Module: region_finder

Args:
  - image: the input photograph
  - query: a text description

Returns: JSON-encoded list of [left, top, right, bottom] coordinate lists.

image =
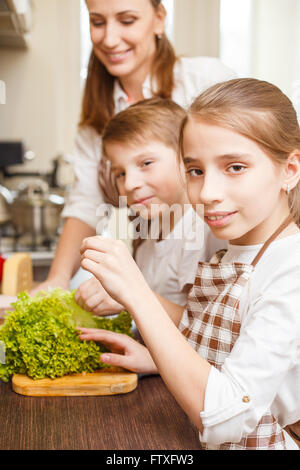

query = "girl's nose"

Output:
[[102, 22, 120, 49], [199, 173, 224, 205]]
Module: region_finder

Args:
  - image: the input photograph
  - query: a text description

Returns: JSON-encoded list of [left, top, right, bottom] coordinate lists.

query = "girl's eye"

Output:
[[186, 168, 203, 177], [227, 164, 247, 174]]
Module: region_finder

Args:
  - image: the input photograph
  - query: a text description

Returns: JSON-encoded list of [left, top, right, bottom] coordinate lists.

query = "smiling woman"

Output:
[[81, 0, 174, 133]]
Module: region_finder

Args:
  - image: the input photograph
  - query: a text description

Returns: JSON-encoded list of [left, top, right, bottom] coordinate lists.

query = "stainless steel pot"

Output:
[[0, 188, 12, 225], [2, 181, 64, 239]]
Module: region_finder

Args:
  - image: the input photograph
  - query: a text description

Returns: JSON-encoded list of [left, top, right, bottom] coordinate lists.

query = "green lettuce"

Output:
[[0, 288, 132, 382]]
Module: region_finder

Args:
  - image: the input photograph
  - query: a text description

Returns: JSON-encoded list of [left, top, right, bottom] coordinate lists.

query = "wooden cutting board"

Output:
[[12, 367, 138, 397]]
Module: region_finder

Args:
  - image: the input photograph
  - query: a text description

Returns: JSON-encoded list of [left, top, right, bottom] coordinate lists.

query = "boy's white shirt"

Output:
[[135, 208, 226, 306], [196, 232, 300, 449]]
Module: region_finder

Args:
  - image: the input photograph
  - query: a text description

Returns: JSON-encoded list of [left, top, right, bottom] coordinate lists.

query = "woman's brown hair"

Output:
[[80, 0, 177, 135], [179, 78, 300, 226]]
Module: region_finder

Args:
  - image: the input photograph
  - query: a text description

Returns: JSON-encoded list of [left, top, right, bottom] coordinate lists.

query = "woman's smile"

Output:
[[104, 48, 133, 63]]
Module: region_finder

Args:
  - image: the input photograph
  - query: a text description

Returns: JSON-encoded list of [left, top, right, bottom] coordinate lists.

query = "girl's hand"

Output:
[[80, 237, 150, 309], [77, 328, 158, 375], [74, 276, 124, 317]]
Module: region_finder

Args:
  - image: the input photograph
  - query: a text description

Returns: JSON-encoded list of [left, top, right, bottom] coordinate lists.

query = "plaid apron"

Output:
[[179, 215, 294, 450]]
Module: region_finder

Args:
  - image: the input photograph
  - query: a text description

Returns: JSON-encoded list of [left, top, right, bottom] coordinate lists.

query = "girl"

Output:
[[32, 0, 235, 293], [78, 78, 300, 450], [75, 98, 225, 316]]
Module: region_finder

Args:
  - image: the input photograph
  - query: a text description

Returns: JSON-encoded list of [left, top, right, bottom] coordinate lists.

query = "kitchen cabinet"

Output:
[[0, 0, 32, 48]]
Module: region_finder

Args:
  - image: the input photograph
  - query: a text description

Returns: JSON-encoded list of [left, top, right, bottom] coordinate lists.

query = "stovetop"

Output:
[[0, 225, 57, 265]]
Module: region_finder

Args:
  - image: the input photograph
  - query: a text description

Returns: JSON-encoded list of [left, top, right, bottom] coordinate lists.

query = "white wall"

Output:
[[250, 0, 300, 98], [173, 0, 220, 57], [0, 0, 81, 172]]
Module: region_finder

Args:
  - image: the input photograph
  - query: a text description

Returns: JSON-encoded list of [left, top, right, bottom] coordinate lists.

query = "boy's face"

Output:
[[106, 139, 187, 220]]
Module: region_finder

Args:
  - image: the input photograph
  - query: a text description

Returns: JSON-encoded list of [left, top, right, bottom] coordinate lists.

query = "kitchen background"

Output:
[[0, 0, 299, 282]]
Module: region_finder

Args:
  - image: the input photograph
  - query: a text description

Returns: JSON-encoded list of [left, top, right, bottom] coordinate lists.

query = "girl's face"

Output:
[[183, 118, 289, 245], [105, 140, 187, 220], [86, 0, 164, 85]]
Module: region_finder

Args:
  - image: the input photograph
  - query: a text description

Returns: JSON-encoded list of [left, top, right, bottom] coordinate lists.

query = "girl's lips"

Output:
[[204, 211, 238, 228]]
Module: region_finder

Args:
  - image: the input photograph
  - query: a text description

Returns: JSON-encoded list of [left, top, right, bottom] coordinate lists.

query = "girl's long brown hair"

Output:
[[179, 78, 300, 226], [80, 0, 177, 135]]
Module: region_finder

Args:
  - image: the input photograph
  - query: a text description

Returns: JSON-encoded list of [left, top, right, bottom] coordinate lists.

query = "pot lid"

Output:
[[13, 181, 64, 206]]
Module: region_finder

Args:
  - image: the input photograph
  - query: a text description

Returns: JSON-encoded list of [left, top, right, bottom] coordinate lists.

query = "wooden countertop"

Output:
[[0, 307, 202, 450], [0, 374, 202, 450]]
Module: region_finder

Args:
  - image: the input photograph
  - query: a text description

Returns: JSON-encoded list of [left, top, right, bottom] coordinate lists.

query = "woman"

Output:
[[33, 0, 235, 293]]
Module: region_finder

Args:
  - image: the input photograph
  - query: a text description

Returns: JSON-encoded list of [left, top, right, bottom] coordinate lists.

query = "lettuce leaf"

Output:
[[0, 289, 132, 382]]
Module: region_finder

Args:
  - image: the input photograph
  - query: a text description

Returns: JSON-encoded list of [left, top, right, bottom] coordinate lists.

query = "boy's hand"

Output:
[[75, 276, 124, 316], [77, 327, 158, 375]]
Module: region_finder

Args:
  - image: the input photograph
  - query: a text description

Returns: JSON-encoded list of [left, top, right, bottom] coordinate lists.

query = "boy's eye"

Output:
[[115, 172, 125, 179], [227, 164, 247, 174], [186, 168, 203, 177], [142, 161, 153, 167]]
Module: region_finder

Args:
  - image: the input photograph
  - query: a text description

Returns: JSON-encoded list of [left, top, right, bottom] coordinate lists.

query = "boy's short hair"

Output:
[[102, 98, 186, 157]]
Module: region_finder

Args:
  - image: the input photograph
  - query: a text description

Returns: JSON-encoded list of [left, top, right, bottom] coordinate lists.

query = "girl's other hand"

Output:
[[80, 237, 150, 309], [74, 276, 124, 316], [77, 328, 158, 375]]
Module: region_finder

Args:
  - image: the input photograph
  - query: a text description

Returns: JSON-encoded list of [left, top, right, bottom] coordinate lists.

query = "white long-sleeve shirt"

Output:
[[62, 56, 236, 230], [197, 232, 300, 449]]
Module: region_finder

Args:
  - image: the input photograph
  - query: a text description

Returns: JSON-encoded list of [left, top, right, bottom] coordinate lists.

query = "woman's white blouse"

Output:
[[62, 56, 236, 229], [198, 233, 300, 449]]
